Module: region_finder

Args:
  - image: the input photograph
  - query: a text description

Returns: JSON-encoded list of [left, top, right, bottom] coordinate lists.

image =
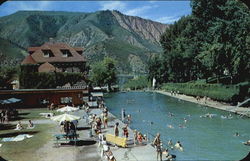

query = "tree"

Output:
[[0, 66, 19, 89], [150, 0, 250, 85], [89, 57, 117, 91]]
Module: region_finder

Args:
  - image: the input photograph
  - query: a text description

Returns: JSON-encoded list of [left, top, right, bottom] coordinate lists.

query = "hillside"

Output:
[[0, 10, 168, 73]]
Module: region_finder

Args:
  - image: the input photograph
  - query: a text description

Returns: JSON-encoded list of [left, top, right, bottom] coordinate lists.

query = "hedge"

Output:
[[124, 76, 151, 90], [162, 82, 250, 103], [19, 72, 85, 89]]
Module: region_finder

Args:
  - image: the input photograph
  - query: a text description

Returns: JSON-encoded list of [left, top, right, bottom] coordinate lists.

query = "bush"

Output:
[[19, 71, 84, 89], [162, 82, 249, 103], [124, 76, 150, 90]]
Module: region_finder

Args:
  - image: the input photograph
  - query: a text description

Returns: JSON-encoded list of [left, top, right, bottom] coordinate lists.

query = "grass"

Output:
[[0, 124, 55, 161], [162, 82, 241, 102], [17, 108, 60, 120]]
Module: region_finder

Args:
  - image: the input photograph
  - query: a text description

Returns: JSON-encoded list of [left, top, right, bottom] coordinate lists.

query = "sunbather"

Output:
[[15, 121, 23, 130], [27, 120, 35, 129]]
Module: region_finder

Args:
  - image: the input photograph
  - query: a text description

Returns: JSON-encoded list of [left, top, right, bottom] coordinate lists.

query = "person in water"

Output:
[[175, 141, 183, 151], [243, 140, 250, 146], [234, 132, 240, 136]]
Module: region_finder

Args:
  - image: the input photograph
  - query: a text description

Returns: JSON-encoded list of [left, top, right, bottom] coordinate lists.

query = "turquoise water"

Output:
[[105, 92, 250, 160]]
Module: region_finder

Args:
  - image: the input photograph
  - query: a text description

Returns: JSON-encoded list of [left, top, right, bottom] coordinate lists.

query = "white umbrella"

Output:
[[51, 113, 80, 122], [56, 105, 79, 112]]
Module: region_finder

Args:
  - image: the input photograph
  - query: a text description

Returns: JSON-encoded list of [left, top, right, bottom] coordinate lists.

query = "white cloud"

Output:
[[155, 16, 181, 24], [99, 1, 126, 11], [0, 1, 53, 17], [18, 1, 52, 10], [125, 5, 158, 17]]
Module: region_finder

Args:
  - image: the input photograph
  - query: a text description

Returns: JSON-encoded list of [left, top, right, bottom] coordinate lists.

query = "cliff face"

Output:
[[0, 10, 168, 73]]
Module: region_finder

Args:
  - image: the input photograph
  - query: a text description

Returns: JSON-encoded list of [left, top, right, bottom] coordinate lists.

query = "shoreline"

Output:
[[155, 90, 250, 118]]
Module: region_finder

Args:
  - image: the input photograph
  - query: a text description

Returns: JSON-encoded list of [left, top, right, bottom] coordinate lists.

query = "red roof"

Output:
[[38, 62, 61, 72], [21, 55, 37, 65], [23, 42, 86, 64]]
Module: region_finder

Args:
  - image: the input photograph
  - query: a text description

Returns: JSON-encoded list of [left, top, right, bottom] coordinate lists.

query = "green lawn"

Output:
[[0, 124, 55, 161], [17, 108, 60, 120]]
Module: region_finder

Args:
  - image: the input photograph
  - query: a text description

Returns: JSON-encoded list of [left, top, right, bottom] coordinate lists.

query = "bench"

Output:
[[53, 134, 79, 147], [105, 134, 127, 148]]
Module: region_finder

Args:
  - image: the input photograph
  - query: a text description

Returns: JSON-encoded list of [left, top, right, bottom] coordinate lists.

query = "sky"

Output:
[[0, 1, 192, 24]]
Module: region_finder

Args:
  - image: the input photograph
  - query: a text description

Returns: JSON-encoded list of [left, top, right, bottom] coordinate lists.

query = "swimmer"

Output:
[[168, 112, 174, 117], [168, 139, 173, 146], [167, 125, 174, 129], [175, 141, 183, 151], [243, 140, 250, 146], [184, 118, 187, 123], [234, 132, 240, 136]]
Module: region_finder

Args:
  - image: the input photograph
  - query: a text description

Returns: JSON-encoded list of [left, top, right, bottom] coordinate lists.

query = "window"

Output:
[[40, 99, 49, 105], [61, 49, 72, 57], [60, 97, 72, 104], [42, 50, 54, 58]]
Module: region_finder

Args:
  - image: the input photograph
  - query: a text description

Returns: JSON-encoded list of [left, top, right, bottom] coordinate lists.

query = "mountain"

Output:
[[0, 10, 168, 73]]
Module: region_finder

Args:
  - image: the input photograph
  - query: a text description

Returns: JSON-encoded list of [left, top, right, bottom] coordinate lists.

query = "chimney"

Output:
[[49, 38, 55, 44]]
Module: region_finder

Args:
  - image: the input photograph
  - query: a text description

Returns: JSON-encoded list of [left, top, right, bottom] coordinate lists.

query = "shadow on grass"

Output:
[[0, 124, 16, 130], [76, 127, 91, 131], [9, 116, 26, 121], [60, 140, 96, 146], [0, 156, 7, 161], [18, 112, 30, 116], [0, 131, 39, 138]]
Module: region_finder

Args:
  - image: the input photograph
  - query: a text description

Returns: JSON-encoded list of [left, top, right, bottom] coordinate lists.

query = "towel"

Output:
[[2, 134, 33, 142]]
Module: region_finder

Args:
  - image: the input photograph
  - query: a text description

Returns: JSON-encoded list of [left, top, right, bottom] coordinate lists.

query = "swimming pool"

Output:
[[105, 92, 250, 160]]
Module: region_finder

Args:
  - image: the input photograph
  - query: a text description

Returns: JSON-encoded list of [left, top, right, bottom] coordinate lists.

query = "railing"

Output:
[[237, 98, 250, 107], [56, 86, 87, 89]]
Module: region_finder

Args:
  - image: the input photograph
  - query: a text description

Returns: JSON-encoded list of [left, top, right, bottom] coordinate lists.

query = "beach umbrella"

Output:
[[0, 99, 12, 104], [0, 98, 22, 104], [50, 113, 80, 122], [56, 105, 79, 112], [7, 98, 21, 103]]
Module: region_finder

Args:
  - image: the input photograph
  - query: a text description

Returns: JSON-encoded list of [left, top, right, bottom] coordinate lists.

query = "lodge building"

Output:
[[0, 41, 90, 108], [21, 41, 87, 73]]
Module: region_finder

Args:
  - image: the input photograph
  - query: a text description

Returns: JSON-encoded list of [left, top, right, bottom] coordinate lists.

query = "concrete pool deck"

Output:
[[155, 90, 250, 117], [88, 108, 162, 161], [4, 108, 161, 161]]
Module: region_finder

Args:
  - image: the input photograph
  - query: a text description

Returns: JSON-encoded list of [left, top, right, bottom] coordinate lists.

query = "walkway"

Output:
[[156, 90, 250, 117], [88, 109, 160, 161]]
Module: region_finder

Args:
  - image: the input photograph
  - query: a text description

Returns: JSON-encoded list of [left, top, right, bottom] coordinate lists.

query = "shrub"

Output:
[[162, 82, 249, 103], [19, 71, 84, 89], [124, 76, 151, 90]]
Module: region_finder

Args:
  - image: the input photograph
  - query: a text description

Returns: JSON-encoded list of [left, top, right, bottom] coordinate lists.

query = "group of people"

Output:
[[170, 91, 179, 96], [60, 120, 78, 139], [0, 108, 18, 123], [15, 120, 34, 130], [98, 134, 117, 161], [88, 107, 109, 136], [196, 96, 208, 104], [133, 129, 147, 145], [153, 133, 182, 161], [121, 108, 132, 124]]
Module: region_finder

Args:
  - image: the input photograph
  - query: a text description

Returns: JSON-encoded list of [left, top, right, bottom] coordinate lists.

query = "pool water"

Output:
[[105, 92, 250, 160]]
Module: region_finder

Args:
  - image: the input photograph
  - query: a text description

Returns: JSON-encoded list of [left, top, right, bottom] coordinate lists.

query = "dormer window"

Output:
[[61, 49, 72, 57], [42, 50, 53, 58]]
